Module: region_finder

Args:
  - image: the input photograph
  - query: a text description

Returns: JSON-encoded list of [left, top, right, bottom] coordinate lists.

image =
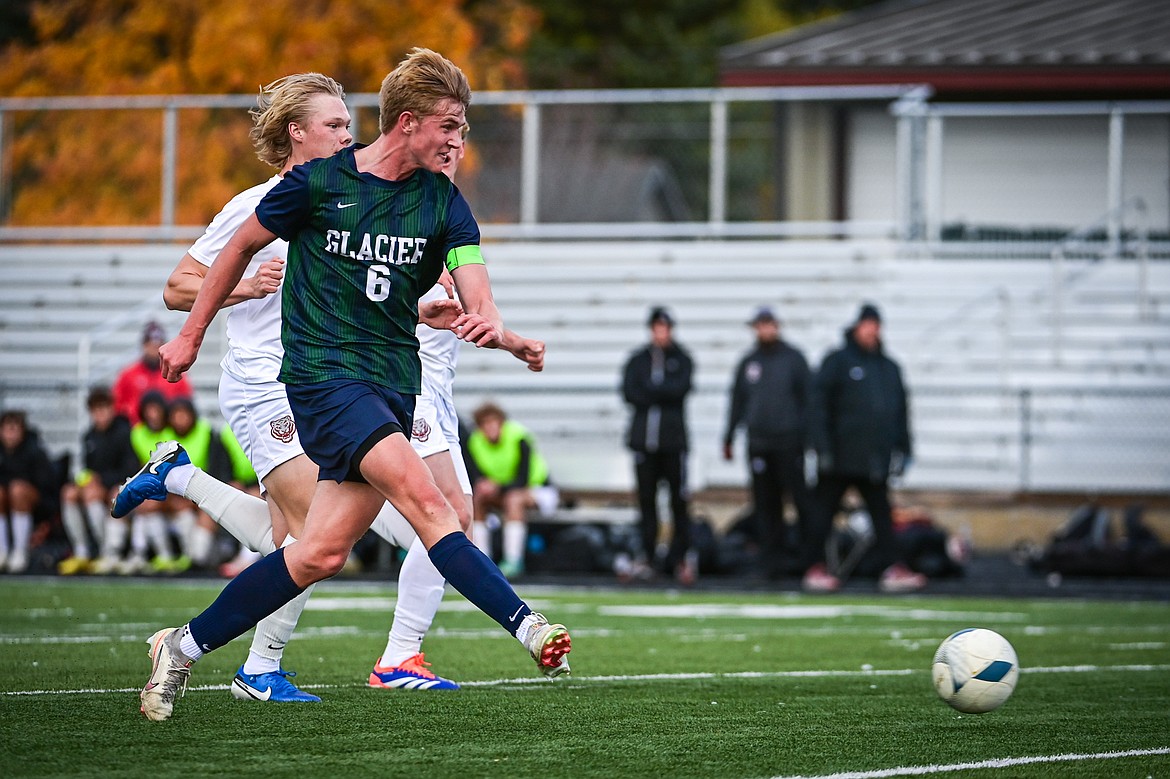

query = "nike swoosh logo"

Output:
[[509, 605, 525, 623], [237, 680, 273, 701], [143, 682, 159, 691], [267, 644, 285, 651], [337, 202, 357, 209], [147, 460, 166, 475]]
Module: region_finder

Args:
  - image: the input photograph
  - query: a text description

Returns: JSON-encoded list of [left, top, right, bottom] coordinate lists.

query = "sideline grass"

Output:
[[1, 577, 1168, 778]]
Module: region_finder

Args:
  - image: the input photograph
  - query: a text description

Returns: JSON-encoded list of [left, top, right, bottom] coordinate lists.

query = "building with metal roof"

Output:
[[716, 0, 1170, 231], [721, 0, 1170, 98]]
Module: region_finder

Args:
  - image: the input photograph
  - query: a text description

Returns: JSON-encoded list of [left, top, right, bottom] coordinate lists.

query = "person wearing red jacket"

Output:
[[112, 321, 193, 424]]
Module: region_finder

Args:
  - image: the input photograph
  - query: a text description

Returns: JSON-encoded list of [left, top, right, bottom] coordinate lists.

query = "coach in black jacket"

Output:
[[723, 306, 815, 576], [802, 303, 925, 593], [621, 306, 696, 583]]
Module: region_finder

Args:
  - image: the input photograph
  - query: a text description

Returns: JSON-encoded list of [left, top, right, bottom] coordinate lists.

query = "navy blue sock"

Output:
[[187, 547, 305, 654], [428, 531, 531, 636]]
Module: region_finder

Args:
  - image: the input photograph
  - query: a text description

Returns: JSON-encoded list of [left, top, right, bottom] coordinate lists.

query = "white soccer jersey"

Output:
[[187, 175, 288, 384], [417, 283, 460, 398]]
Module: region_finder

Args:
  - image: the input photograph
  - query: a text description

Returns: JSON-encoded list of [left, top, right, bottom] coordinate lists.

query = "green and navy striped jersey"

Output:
[[256, 146, 483, 393]]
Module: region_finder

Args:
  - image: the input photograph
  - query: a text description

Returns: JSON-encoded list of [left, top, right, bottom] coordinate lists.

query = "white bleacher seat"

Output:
[[2, 239, 1167, 492]]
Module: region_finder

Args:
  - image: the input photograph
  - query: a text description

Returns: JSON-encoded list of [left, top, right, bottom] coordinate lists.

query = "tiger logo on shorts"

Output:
[[270, 415, 296, 443], [412, 417, 431, 443]]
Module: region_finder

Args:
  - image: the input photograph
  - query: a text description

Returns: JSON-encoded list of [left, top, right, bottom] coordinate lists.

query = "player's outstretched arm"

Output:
[[164, 254, 283, 313], [160, 214, 277, 382], [450, 263, 503, 348], [499, 330, 545, 372]]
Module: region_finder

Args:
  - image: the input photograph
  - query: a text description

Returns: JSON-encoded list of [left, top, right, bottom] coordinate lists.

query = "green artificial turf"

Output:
[[0, 578, 1167, 778]]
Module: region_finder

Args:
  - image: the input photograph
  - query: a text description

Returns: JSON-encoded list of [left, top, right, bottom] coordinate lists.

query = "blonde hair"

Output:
[[378, 48, 471, 135], [250, 73, 346, 168]]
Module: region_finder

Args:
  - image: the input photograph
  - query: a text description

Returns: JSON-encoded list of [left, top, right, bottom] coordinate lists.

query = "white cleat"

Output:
[[521, 613, 572, 679], [140, 628, 195, 721]]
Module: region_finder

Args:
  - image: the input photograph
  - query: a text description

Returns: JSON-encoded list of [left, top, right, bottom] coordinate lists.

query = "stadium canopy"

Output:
[[719, 0, 1170, 99]]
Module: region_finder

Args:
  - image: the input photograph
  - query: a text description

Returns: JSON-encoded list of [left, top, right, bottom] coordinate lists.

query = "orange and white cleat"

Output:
[[368, 653, 459, 690]]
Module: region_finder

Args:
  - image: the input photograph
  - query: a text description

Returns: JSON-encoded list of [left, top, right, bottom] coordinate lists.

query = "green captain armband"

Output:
[[446, 244, 484, 271]]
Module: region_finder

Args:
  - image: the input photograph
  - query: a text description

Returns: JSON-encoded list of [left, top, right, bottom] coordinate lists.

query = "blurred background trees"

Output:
[[0, 0, 878, 225]]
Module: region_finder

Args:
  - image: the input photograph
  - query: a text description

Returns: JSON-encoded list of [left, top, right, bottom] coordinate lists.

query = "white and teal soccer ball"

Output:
[[932, 628, 1019, 713]]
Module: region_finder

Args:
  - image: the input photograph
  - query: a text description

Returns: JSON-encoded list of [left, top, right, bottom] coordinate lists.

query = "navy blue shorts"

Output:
[[285, 379, 415, 483]]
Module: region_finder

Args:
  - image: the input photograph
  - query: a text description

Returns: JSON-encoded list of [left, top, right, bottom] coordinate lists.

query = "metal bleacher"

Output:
[[1, 239, 1167, 493]]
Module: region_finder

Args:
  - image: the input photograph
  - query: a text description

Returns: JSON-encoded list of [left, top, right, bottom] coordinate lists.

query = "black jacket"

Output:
[[0, 428, 56, 495], [724, 340, 811, 452], [809, 328, 911, 482], [82, 415, 139, 489], [621, 340, 693, 453]]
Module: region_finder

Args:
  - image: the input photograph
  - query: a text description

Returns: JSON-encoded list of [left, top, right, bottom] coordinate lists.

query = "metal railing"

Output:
[[1050, 197, 1151, 364], [910, 197, 1159, 381], [891, 99, 1170, 243], [0, 85, 923, 243]]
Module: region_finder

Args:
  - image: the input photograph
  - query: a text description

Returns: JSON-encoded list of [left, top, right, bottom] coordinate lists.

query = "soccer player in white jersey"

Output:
[[115, 74, 546, 697]]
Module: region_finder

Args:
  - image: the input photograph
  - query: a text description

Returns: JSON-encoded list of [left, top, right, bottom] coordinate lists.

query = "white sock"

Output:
[[503, 521, 527, 567], [129, 517, 149, 557], [187, 523, 215, 566], [0, 518, 9, 560], [9, 511, 31, 555], [102, 518, 129, 559], [370, 502, 417, 549], [170, 509, 196, 557], [515, 612, 542, 648], [471, 521, 492, 558], [179, 625, 204, 662], [381, 537, 447, 666], [243, 584, 315, 676], [61, 503, 91, 559], [140, 512, 172, 561], [163, 463, 195, 495], [184, 470, 276, 555], [84, 501, 106, 544], [228, 546, 261, 567]]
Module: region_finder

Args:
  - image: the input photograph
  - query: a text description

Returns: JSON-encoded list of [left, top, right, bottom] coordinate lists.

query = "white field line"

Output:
[[4, 663, 1169, 697], [6, 620, 1169, 646], [767, 747, 1170, 779]]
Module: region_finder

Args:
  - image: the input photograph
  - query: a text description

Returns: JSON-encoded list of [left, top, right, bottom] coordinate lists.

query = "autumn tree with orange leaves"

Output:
[[0, 0, 538, 226]]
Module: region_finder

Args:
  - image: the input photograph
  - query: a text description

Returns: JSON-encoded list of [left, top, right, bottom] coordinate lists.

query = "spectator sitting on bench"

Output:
[[0, 410, 56, 574], [467, 402, 558, 579], [58, 387, 139, 575]]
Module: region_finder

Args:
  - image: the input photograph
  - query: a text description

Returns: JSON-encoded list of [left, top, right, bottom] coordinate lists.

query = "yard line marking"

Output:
[[767, 747, 1170, 779], [597, 605, 1030, 621], [23, 620, 1144, 646], [6, 663, 1169, 696]]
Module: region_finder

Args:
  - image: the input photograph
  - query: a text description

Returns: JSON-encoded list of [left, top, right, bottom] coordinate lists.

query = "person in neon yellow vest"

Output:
[[95, 391, 180, 575], [467, 402, 558, 579]]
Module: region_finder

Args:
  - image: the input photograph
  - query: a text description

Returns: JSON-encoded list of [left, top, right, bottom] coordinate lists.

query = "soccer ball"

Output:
[[932, 628, 1019, 713]]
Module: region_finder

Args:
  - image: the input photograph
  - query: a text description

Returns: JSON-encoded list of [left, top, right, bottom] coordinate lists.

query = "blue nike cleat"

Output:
[[368, 653, 460, 690], [230, 666, 321, 702], [111, 441, 190, 518]]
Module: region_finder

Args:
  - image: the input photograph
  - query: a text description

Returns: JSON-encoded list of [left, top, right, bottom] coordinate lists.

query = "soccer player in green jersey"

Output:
[[137, 48, 571, 721]]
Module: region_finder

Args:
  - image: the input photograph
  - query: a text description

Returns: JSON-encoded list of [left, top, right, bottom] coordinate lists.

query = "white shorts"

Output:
[[218, 373, 305, 488], [220, 372, 471, 496], [369, 385, 472, 549], [410, 386, 472, 495]]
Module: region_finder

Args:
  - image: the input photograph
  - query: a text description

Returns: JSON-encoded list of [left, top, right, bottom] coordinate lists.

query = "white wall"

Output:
[[847, 105, 899, 223], [846, 106, 1170, 231]]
